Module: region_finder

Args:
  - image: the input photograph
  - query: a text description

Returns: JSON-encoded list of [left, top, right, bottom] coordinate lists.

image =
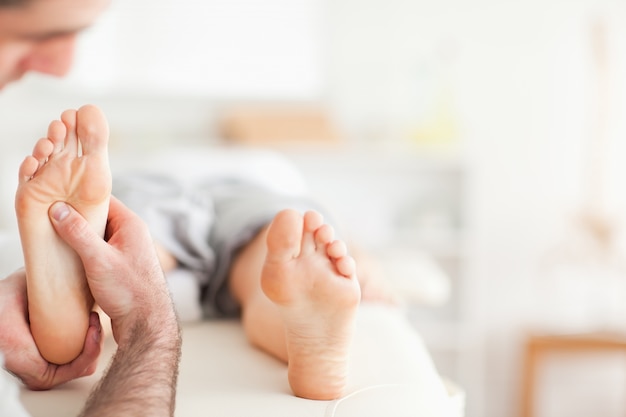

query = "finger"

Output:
[[49, 312, 103, 385], [49, 202, 107, 261], [106, 196, 135, 229], [105, 196, 149, 241], [4, 346, 52, 390]]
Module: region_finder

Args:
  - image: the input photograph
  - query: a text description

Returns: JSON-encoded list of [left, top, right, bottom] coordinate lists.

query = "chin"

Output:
[[0, 75, 23, 90]]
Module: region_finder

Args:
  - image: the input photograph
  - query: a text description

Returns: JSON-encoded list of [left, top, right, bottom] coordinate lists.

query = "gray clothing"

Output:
[[114, 174, 327, 317]]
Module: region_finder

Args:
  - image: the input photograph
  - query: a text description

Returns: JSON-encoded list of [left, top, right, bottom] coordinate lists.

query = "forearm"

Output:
[[78, 316, 181, 417]]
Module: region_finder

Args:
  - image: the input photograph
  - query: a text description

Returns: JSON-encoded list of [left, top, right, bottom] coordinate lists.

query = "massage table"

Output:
[[0, 146, 465, 416]]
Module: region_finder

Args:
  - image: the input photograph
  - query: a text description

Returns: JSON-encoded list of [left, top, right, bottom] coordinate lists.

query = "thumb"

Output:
[[49, 201, 104, 261]]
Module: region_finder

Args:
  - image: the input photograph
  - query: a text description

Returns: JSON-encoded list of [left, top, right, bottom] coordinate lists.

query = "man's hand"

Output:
[[49, 195, 180, 417], [49, 196, 177, 345], [0, 270, 102, 390]]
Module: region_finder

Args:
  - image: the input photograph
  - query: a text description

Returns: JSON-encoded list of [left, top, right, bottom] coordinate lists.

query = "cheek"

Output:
[[0, 41, 33, 76]]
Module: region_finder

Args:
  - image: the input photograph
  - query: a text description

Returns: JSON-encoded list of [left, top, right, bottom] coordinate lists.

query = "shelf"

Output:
[[280, 143, 464, 173]]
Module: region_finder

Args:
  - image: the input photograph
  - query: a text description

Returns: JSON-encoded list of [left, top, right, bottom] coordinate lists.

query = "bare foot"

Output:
[[15, 105, 111, 364], [261, 209, 361, 400]]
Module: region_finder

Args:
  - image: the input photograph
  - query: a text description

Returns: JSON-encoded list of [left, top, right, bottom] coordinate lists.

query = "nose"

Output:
[[21, 34, 77, 77]]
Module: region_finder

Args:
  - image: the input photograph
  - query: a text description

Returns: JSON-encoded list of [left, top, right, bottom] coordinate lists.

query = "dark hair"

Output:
[[0, 0, 31, 7]]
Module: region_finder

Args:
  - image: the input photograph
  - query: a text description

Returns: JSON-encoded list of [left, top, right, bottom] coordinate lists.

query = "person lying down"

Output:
[[15, 104, 396, 401]]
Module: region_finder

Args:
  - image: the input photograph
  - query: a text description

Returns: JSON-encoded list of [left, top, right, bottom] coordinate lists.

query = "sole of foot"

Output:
[[261, 209, 361, 399], [15, 105, 111, 364]]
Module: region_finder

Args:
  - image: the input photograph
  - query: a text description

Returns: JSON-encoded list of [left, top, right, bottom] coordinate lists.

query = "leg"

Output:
[[155, 242, 178, 272], [229, 209, 361, 400], [15, 105, 111, 365]]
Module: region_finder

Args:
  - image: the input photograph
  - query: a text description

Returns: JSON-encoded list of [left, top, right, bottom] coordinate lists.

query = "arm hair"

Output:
[[78, 316, 181, 417]]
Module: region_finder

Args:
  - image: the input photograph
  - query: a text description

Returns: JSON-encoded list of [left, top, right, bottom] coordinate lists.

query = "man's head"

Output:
[[0, 0, 110, 90]]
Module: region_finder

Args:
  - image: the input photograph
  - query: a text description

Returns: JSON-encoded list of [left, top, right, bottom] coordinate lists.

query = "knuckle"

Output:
[[22, 375, 50, 391], [64, 216, 92, 245], [83, 363, 97, 376]]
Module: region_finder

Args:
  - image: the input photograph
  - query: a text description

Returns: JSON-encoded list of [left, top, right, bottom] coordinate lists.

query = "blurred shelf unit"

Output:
[[279, 145, 465, 257]]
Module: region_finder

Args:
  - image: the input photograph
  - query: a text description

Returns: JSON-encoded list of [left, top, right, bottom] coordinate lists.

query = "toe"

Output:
[[265, 209, 303, 263], [32, 138, 54, 166], [301, 211, 323, 254], [303, 211, 324, 231], [47, 120, 66, 154], [76, 105, 109, 155], [314, 224, 334, 249], [18, 156, 39, 184], [60, 109, 79, 156], [335, 255, 356, 278], [327, 240, 347, 259]]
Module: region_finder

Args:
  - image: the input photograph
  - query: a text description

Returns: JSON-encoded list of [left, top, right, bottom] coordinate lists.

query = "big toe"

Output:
[[76, 105, 109, 155], [265, 209, 303, 263]]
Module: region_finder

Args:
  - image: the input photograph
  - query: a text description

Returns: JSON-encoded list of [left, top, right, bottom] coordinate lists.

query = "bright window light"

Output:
[[65, 0, 325, 99]]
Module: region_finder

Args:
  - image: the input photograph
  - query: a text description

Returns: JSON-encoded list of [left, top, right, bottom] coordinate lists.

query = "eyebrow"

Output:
[[15, 24, 90, 42]]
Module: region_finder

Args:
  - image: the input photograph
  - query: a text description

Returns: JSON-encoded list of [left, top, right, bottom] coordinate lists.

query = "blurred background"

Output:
[[2, 0, 626, 416]]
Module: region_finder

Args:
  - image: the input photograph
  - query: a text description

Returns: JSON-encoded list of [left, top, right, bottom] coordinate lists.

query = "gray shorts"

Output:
[[113, 174, 328, 318]]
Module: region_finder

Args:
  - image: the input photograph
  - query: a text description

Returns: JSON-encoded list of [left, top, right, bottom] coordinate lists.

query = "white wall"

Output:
[[2, 1, 626, 416], [442, 2, 626, 417]]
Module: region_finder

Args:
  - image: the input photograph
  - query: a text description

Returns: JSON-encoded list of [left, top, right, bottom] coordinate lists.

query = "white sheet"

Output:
[[3, 146, 464, 416]]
